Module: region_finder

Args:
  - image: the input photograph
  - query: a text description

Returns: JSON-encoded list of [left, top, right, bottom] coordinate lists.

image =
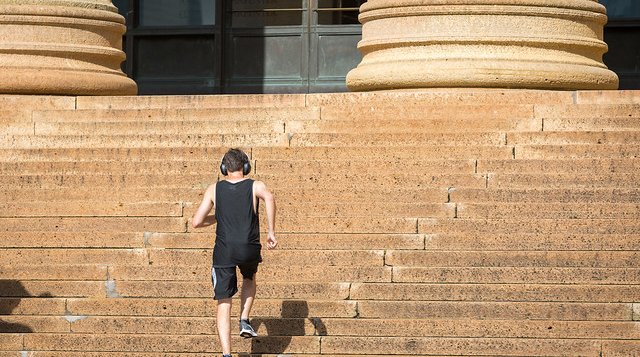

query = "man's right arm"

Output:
[[191, 183, 216, 229]]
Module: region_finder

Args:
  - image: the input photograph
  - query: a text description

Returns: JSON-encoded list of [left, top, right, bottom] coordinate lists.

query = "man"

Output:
[[192, 148, 277, 357]]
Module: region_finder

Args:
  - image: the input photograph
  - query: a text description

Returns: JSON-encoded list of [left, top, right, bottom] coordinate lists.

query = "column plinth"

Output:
[[0, 0, 137, 95], [347, 0, 619, 91]]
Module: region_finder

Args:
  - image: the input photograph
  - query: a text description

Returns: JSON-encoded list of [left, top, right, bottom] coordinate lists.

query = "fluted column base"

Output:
[[347, 0, 619, 91], [0, 0, 137, 95]]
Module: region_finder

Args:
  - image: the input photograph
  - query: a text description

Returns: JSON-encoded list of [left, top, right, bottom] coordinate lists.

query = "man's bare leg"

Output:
[[240, 275, 256, 320], [217, 299, 232, 355]]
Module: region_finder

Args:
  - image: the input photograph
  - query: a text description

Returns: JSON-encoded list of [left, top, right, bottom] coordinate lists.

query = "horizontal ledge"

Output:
[[357, 36, 608, 51]]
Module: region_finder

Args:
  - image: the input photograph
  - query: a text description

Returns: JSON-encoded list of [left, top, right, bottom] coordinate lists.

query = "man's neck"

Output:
[[225, 171, 245, 183]]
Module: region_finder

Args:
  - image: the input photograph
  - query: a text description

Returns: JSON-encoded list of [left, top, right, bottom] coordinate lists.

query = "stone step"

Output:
[[75, 94, 307, 110], [419, 218, 640, 235], [0, 95, 75, 111], [477, 158, 640, 173], [450, 188, 640, 203], [0, 173, 488, 190], [389, 267, 640, 285], [0, 159, 477, 175], [22, 333, 320, 354], [16, 316, 631, 340], [217, 202, 455, 219], [2, 354, 494, 357], [575, 90, 640, 104], [3, 200, 451, 218], [0, 147, 227, 162], [0, 297, 66, 315], [253, 146, 516, 160], [425, 233, 640, 251], [306, 90, 574, 107], [32, 107, 318, 123], [1, 122, 32, 135], [0, 315, 68, 333], [319, 104, 535, 121], [0, 217, 186, 233], [290, 132, 507, 146], [107, 265, 391, 283], [351, 283, 639, 302], [544, 116, 640, 131], [0, 280, 351, 300], [33, 120, 287, 135], [385, 250, 640, 268], [507, 131, 640, 145], [0, 145, 515, 162], [0, 201, 182, 217], [315, 318, 640, 340], [356, 301, 632, 321], [487, 173, 640, 189], [0, 248, 385, 267], [112, 281, 350, 299], [0, 232, 145, 248], [535, 104, 640, 120], [65, 298, 357, 318], [256, 159, 477, 175], [321, 336, 601, 356], [0, 281, 104, 298], [515, 144, 640, 159], [0, 264, 108, 279], [288, 117, 540, 134], [0, 248, 150, 266], [148, 249, 385, 267], [0, 187, 448, 203], [457, 203, 640, 219], [0, 133, 289, 149], [0, 187, 206, 202], [146, 233, 424, 250], [0, 217, 417, 235]]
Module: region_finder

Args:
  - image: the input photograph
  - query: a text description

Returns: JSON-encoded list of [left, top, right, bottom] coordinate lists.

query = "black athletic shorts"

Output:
[[211, 261, 259, 300]]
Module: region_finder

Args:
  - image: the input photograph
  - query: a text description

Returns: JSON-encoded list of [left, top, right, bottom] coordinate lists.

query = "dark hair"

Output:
[[221, 148, 249, 173]]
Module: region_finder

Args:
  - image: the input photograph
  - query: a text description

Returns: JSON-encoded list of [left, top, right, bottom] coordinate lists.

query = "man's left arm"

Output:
[[254, 180, 277, 249]]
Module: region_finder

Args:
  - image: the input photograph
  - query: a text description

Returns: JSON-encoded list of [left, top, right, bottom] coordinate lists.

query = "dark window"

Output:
[[601, 0, 640, 89], [138, 0, 216, 27], [134, 36, 216, 77]]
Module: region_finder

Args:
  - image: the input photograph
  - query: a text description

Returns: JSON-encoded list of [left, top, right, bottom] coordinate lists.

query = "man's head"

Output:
[[220, 148, 251, 176]]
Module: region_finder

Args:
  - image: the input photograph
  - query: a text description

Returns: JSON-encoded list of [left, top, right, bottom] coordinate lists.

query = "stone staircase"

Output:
[[0, 90, 639, 356]]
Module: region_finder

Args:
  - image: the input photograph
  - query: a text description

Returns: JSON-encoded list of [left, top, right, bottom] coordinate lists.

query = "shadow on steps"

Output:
[[244, 300, 326, 355], [0, 280, 51, 333]]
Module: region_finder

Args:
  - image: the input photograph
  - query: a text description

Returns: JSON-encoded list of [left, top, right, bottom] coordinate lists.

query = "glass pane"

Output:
[[317, 0, 365, 25], [231, 35, 303, 78], [317, 10, 360, 24], [604, 27, 640, 72], [134, 36, 216, 77], [112, 0, 129, 17], [232, 0, 302, 11], [318, 0, 366, 8], [600, 0, 640, 20], [232, 10, 303, 27], [317, 34, 362, 77], [139, 0, 216, 27]]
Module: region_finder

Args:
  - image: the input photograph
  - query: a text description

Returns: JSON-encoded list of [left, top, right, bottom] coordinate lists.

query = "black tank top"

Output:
[[213, 179, 261, 267]]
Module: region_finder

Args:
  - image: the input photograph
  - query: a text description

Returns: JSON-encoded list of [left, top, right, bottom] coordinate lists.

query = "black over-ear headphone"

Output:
[[220, 153, 251, 176]]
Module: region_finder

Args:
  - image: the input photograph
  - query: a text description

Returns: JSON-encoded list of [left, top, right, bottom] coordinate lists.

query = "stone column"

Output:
[[347, 0, 619, 91], [0, 0, 137, 95]]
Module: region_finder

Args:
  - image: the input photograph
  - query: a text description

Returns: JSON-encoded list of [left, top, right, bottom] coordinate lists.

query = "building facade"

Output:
[[114, 0, 638, 95]]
